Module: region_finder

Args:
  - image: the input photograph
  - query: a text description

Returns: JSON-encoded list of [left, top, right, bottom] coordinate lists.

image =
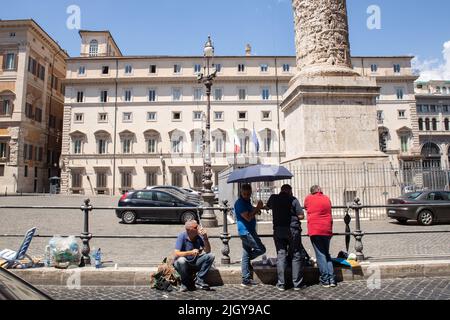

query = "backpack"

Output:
[[150, 257, 181, 292]]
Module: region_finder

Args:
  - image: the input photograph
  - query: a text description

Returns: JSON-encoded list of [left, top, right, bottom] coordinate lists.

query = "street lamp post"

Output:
[[197, 36, 218, 227]]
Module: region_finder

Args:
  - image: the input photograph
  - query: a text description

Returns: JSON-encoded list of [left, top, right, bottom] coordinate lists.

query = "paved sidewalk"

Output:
[[37, 277, 450, 300]]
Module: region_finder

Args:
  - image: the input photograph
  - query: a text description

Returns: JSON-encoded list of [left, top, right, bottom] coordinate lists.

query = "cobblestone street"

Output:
[[1, 196, 450, 266], [38, 277, 450, 300]]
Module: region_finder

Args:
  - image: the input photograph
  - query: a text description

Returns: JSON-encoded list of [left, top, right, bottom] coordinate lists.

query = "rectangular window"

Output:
[[5, 53, 16, 70], [121, 172, 132, 189], [398, 110, 406, 119], [124, 90, 132, 102], [260, 64, 269, 72], [148, 89, 157, 102], [74, 113, 84, 123], [194, 64, 202, 73], [122, 139, 132, 154], [149, 65, 157, 74], [238, 111, 248, 120], [147, 112, 157, 121], [71, 172, 82, 189], [400, 136, 409, 153], [97, 173, 107, 189], [34, 108, 42, 122], [282, 64, 290, 72], [38, 65, 45, 81], [262, 111, 271, 120], [238, 64, 245, 72], [147, 139, 157, 153], [78, 66, 86, 75], [370, 64, 378, 73], [77, 91, 84, 103], [213, 63, 222, 72], [172, 139, 183, 154], [98, 113, 108, 123], [122, 112, 132, 123], [215, 136, 223, 153], [193, 111, 203, 121], [173, 64, 182, 74], [25, 103, 33, 119], [147, 172, 157, 186], [264, 136, 272, 152], [0, 142, 8, 159], [172, 112, 182, 121], [100, 91, 108, 103], [443, 105, 449, 113], [28, 145, 33, 161], [262, 88, 270, 100], [214, 88, 223, 101], [0, 165, 4, 176], [102, 66, 109, 75], [193, 88, 203, 101], [377, 110, 384, 123], [396, 88, 404, 100], [73, 140, 82, 154], [172, 88, 182, 101], [1, 100, 12, 116], [214, 111, 224, 121], [171, 171, 182, 187], [125, 65, 133, 74], [23, 144, 28, 160], [393, 64, 401, 73], [238, 89, 247, 100], [98, 140, 107, 154], [430, 105, 437, 113], [24, 165, 28, 177]]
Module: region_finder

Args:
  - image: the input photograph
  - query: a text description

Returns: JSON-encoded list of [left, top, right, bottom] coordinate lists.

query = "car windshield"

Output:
[[403, 192, 422, 200]]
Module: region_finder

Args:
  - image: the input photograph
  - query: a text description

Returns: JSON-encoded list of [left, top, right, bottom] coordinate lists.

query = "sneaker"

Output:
[[179, 285, 189, 293], [330, 282, 337, 288], [293, 285, 308, 291], [195, 281, 211, 291], [276, 284, 286, 291], [321, 282, 331, 288], [241, 280, 258, 287]]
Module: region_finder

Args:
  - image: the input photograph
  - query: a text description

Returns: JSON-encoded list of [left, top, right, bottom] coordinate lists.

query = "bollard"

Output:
[[351, 198, 365, 261], [80, 198, 93, 267], [220, 200, 232, 265]]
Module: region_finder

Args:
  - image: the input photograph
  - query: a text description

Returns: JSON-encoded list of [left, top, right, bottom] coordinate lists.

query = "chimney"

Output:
[[245, 44, 252, 56]]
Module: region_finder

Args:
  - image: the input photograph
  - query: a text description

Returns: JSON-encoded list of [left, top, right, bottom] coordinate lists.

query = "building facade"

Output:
[[0, 20, 67, 194], [60, 30, 419, 195], [415, 80, 450, 168]]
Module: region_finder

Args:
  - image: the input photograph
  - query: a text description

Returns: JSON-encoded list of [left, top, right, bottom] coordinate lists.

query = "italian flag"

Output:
[[233, 125, 241, 154]]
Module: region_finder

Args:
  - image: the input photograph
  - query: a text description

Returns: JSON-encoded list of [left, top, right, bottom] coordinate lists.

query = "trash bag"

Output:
[[49, 236, 81, 269]]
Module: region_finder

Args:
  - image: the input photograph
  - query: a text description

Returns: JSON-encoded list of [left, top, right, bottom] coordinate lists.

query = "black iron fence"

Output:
[[1, 199, 450, 266]]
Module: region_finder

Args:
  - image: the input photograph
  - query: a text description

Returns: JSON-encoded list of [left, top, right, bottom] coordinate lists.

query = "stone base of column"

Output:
[[200, 192, 218, 228]]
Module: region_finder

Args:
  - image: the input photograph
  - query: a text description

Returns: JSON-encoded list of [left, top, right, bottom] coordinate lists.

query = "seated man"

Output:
[[173, 220, 215, 292]]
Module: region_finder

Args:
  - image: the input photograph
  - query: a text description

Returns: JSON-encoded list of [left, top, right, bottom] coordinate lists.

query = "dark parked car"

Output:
[[387, 191, 450, 226], [145, 185, 201, 203], [116, 189, 202, 224], [0, 268, 51, 300]]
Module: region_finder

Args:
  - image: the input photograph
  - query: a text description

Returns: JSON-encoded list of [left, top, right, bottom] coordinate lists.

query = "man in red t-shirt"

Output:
[[304, 185, 336, 288]]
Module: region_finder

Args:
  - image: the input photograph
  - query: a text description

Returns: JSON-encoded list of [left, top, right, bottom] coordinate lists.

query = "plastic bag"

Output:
[[48, 236, 81, 269]]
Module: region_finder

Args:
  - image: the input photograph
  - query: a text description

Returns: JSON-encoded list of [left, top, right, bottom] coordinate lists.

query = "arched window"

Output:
[[445, 118, 449, 131], [89, 40, 99, 57], [418, 118, 424, 131], [421, 142, 441, 168], [432, 118, 438, 131], [425, 118, 431, 131]]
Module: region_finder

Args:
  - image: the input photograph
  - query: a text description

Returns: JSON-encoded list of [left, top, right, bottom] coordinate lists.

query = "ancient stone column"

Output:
[[292, 0, 358, 77]]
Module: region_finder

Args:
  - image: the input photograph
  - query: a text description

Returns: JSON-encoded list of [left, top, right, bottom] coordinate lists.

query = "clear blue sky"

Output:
[[2, 0, 450, 63]]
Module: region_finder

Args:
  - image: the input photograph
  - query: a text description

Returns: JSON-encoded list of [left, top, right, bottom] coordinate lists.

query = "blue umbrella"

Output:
[[227, 165, 293, 184]]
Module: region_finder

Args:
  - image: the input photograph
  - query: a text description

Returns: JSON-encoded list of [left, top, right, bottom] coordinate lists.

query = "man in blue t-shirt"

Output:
[[234, 184, 266, 286], [174, 220, 215, 292]]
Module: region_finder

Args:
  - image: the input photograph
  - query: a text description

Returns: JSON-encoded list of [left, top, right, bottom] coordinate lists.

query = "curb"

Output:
[[10, 260, 450, 287]]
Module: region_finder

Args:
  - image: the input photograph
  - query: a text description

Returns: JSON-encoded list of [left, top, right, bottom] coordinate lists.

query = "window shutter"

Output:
[[1, 54, 6, 70], [14, 54, 18, 70]]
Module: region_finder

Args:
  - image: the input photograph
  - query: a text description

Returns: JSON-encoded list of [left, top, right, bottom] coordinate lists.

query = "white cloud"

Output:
[[413, 40, 450, 82]]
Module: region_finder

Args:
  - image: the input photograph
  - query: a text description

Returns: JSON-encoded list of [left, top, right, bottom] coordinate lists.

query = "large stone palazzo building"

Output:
[[61, 29, 420, 195], [0, 20, 67, 194]]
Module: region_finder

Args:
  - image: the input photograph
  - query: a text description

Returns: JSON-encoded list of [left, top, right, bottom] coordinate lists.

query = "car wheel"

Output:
[[396, 218, 408, 224], [417, 210, 434, 226], [122, 211, 137, 224], [181, 211, 197, 224]]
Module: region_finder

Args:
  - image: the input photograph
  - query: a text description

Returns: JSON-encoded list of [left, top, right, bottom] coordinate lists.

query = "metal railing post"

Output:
[[351, 198, 365, 261], [80, 198, 93, 267], [220, 201, 232, 265]]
